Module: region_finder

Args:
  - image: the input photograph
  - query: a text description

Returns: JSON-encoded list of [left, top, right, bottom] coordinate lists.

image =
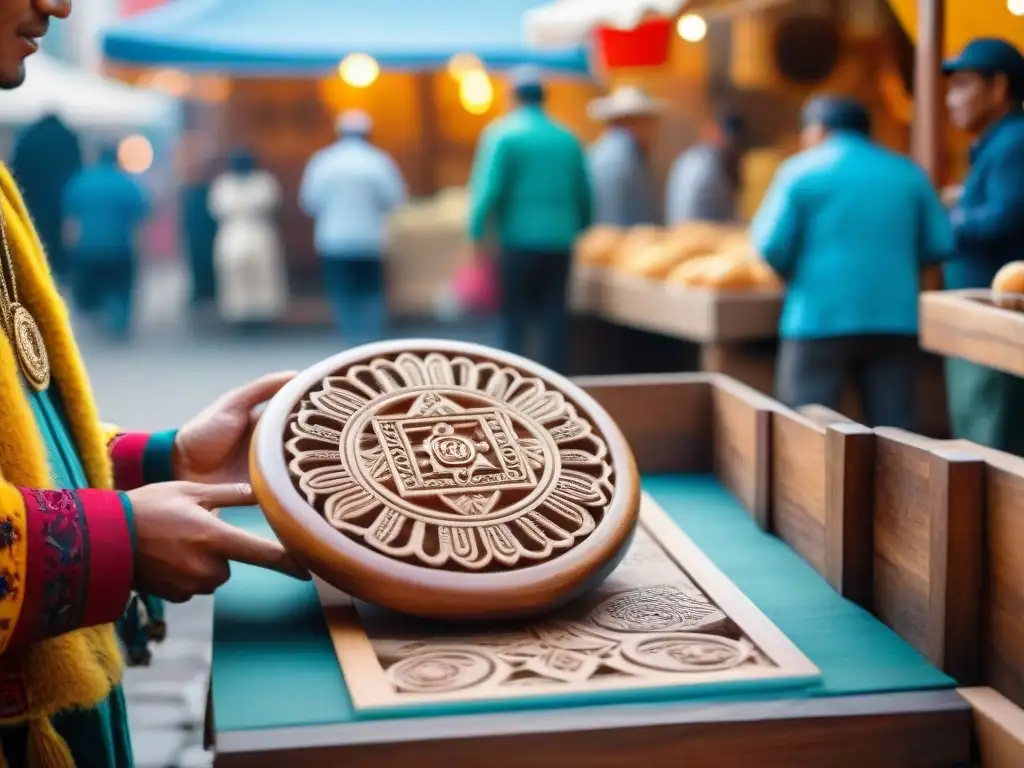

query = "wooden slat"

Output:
[[710, 376, 775, 528], [959, 687, 1024, 768], [920, 290, 1024, 378], [579, 373, 713, 475], [825, 423, 875, 609], [770, 410, 827, 573], [872, 430, 985, 681]]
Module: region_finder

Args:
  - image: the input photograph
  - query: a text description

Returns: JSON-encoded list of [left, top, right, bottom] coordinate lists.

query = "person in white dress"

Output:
[[208, 150, 288, 328]]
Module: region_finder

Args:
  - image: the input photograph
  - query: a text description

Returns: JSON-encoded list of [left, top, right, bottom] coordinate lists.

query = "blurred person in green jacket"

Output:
[[467, 65, 593, 372]]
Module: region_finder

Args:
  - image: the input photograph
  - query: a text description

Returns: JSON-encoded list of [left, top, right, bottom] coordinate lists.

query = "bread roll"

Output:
[[992, 261, 1024, 310], [610, 226, 665, 269], [575, 226, 623, 267]]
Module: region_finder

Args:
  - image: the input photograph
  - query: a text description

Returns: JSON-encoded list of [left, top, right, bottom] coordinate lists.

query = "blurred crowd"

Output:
[[7, 36, 1023, 455]]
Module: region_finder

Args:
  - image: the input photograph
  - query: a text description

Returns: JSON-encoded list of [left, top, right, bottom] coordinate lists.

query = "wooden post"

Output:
[[415, 71, 439, 196], [911, 0, 945, 184]]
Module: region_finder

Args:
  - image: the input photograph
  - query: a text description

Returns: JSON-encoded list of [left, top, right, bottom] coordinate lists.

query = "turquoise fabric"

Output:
[[211, 475, 953, 733], [142, 429, 177, 484], [0, 385, 135, 767], [750, 133, 954, 340], [468, 105, 593, 251]]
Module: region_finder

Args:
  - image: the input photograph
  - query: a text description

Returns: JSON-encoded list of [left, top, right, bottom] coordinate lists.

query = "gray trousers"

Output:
[[775, 334, 918, 430]]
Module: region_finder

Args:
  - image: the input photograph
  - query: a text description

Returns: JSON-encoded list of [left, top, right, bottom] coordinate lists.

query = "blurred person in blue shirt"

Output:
[[751, 96, 953, 429], [63, 144, 151, 341], [299, 110, 407, 344], [587, 86, 663, 227], [941, 38, 1024, 455], [666, 110, 746, 225], [468, 66, 592, 372]]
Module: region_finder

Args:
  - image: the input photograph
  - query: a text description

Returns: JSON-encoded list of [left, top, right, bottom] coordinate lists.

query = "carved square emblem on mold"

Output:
[[371, 409, 538, 498]]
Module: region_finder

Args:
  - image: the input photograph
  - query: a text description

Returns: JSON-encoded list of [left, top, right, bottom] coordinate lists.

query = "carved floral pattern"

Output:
[[362, 530, 763, 696], [286, 352, 615, 572]]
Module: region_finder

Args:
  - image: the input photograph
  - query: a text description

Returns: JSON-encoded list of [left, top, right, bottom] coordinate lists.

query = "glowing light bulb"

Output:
[[339, 53, 380, 88], [459, 70, 494, 115], [448, 53, 483, 80], [118, 135, 153, 175], [1009, 0, 1024, 16], [677, 14, 708, 43]]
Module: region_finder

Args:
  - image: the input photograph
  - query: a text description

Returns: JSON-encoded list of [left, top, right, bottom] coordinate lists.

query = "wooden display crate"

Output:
[[920, 289, 1024, 378], [594, 272, 783, 344], [210, 373, 970, 767]]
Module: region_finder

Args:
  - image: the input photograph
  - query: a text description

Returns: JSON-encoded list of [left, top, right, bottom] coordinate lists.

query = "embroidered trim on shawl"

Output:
[[9, 489, 132, 653]]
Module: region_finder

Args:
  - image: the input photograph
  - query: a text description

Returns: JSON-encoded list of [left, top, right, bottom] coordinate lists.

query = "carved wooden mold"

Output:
[[321, 495, 821, 712], [251, 341, 641, 620]]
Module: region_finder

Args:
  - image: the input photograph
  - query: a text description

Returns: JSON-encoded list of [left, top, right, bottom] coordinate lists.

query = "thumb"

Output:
[[207, 516, 310, 580], [224, 371, 299, 413], [192, 482, 256, 510]]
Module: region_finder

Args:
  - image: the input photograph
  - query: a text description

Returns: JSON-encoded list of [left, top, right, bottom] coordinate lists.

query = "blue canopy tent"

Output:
[[102, 0, 590, 75]]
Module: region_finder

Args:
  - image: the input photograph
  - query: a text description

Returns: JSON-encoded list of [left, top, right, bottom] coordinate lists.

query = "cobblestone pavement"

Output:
[[79, 261, 496, 766]]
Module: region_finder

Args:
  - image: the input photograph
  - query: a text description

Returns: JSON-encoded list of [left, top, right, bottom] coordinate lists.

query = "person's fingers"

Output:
[[192, 482, 257, 510], [223, 371, 298, 413], [207, 517, 310, 580]]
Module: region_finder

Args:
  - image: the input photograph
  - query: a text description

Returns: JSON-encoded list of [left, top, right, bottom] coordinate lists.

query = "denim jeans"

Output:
[[775, 334, 918, 429], [72, 254, 135, 341], [497, 249, 571, 373], [321, 256, 387, 345]]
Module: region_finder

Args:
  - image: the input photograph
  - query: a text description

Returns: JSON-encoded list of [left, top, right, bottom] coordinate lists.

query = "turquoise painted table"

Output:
[[209, 476, 971, 767]]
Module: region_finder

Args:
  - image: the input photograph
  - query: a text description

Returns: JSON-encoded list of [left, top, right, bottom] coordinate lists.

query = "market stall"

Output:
[[101, 0, 600, 316], [528, 0, 952, 433]]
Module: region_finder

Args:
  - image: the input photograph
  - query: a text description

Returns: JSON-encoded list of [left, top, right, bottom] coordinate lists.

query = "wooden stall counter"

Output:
[[920, 289, 1024, 378], [210, 373, 969, 767]]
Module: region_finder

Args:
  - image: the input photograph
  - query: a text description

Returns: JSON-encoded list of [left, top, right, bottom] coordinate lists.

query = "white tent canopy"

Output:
[[0, 53, 173, 129], [523, 0, 690, 48], [522, 0, 794, 48]]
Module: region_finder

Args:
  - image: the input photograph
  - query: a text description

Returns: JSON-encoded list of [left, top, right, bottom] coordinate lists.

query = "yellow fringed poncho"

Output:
[[0, 164, 124, 766]]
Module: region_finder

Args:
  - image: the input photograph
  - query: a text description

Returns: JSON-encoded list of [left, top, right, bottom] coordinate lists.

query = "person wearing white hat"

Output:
[[467, 65, 593, 372], [299, 109, 407, 344], [587, 85, 664, 226]]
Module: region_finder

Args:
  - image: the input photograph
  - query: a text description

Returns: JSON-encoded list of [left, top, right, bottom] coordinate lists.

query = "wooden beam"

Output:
[[912, 0, 945, 183]]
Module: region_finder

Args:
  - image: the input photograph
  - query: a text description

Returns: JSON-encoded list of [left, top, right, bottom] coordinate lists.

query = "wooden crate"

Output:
[[920, 289, 1024, 378], [211, 373, 970, 767]]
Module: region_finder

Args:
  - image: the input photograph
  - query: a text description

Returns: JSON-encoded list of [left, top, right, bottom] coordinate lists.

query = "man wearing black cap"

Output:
[[941, 38, 1024, 455], [751, 95, 953, 428]]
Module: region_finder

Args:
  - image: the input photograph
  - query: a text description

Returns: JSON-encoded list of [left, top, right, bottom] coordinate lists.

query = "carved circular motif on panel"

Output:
[[387, 649, 497, 693], [620, 633, 753, 673], [590, 585, 726, 634], [252, 342, 640, 620], [285, 351, 615, 571]]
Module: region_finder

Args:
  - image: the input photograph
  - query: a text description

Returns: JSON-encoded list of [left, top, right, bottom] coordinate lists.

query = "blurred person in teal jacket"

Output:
[[468, 66, 592, 372], [63, 144, 151, 341], [587, 86, 664, 227], [751, 96, 953, 429], [941, 38, 1024, 455], [300, 110, 407, 345]]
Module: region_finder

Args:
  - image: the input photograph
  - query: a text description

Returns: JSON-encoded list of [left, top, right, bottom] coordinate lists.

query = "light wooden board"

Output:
[[959, 687, 1024, 768], [319, 493, 819, 714], [920, 289, 1024, 378]]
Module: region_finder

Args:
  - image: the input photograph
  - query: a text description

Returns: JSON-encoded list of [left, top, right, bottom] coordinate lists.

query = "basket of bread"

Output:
[[575, 222, 782, 292]]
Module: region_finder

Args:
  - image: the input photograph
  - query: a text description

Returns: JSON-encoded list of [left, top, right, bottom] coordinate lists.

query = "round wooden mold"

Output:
[[251, 339, 641, 621]]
